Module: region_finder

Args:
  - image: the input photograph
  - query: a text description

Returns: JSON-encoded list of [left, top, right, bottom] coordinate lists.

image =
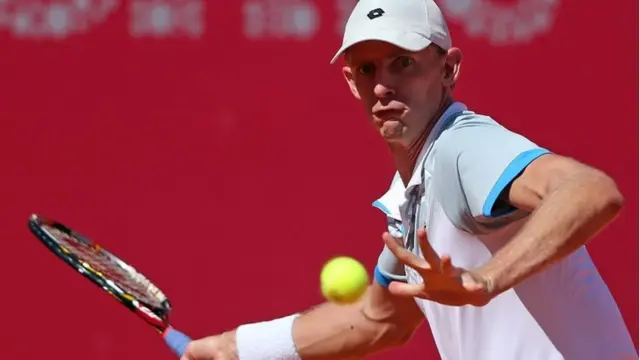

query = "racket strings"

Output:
[[44, 225, 167, 309]]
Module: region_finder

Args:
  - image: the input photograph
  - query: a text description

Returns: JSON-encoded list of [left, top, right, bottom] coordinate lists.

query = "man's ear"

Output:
[[342, 66, 362, 100], [443, 47, 462, 88]]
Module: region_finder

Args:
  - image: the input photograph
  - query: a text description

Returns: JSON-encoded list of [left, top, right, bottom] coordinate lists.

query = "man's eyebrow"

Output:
[[346, 50, 412, 65], [388, 50, 411, 58]]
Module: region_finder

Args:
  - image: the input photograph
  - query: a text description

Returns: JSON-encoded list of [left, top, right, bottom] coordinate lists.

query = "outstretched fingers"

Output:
[[382, 232, 429, 272]]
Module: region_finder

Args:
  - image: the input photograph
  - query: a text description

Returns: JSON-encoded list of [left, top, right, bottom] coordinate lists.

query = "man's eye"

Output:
[[397, 56, 415, 68], [358, 63, 376, 76]]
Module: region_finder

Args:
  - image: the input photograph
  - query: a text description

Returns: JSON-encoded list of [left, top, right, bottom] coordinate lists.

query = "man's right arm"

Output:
[[181, 278, 423, 360], [183, 217, 420, 360], [292, 280, 424, 359]]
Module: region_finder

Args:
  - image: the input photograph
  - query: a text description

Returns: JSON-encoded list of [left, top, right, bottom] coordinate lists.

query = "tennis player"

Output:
[[181, 0, 637, 359]]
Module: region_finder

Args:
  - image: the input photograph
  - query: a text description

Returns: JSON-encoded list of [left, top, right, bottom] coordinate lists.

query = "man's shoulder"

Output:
[[433, 108, 527, 154], [446, 109, 502, 132]]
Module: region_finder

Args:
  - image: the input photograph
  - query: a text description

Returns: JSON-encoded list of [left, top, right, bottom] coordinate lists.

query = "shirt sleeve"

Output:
[[374, 216, 407, 287], [432, 115, 551, 231]]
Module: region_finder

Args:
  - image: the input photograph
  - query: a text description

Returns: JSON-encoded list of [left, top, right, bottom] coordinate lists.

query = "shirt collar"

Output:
[[372, 101, 468, 218]]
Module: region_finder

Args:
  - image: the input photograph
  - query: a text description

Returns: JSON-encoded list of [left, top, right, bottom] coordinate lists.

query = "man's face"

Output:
[[342, 41, 452, 147]]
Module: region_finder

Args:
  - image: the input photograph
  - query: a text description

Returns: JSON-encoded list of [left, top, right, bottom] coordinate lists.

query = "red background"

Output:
[[1, 1, 637, 359]]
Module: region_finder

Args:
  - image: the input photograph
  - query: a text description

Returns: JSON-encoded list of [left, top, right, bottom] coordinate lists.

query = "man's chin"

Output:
[[380, 123, 403, 137], [380, 132, 410, 147]]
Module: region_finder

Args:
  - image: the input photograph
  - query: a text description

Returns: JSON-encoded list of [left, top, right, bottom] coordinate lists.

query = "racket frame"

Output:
[[28, 214, 173, 333]]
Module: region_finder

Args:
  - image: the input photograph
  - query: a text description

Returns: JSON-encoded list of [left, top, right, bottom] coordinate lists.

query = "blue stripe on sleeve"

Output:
[[482, 148, 551, 218]]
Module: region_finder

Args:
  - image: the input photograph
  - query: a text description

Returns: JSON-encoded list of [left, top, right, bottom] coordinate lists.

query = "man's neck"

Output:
[[392, 96, 453, 186]]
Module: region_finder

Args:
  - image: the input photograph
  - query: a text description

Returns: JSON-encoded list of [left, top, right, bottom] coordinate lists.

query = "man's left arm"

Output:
[[433, 118, 625, 297], [476, 152, 624, 295]]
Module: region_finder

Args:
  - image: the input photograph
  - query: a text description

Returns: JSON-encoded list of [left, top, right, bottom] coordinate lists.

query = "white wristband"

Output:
[[236, 314, 301, 360]]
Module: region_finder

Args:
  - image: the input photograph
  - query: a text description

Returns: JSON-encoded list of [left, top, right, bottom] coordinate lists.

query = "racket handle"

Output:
[[164, 327, 192, 357]]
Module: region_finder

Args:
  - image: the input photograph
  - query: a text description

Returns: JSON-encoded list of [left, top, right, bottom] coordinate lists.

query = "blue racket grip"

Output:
[[164, 327, 192, 357]]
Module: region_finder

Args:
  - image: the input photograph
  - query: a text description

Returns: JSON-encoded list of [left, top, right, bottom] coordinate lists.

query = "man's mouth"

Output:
[[374, 109, 405, 120]]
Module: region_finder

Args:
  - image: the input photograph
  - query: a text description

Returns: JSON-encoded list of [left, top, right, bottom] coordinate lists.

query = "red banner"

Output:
[[0, 1, 637, 359]]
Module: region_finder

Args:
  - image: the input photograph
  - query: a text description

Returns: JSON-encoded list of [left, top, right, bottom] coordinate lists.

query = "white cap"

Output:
[[330, 0, 452, 64]]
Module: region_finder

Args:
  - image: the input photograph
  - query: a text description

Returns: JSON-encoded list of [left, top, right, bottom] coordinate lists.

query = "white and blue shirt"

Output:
[[373, 102, 636, 360]]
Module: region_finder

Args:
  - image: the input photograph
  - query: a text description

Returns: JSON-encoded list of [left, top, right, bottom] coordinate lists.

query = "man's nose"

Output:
[[373, 83, 396, 99]]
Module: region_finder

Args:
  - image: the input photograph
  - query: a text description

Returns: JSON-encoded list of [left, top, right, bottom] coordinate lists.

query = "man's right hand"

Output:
[[180, 330, 238, 360]]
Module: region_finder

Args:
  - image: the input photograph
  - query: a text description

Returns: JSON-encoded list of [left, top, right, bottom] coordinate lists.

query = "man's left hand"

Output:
[[383, 229, 494, 307]]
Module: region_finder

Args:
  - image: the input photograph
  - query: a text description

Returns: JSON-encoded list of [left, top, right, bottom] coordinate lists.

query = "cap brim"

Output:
[[330, 28, 432, 64]]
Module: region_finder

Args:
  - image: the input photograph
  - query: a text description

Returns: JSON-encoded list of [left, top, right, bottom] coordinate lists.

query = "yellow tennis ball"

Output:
[[320, 256, 369, 304]]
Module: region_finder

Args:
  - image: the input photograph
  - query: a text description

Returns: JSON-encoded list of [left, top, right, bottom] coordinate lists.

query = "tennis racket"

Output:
[[27, 213, 192, 357]]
